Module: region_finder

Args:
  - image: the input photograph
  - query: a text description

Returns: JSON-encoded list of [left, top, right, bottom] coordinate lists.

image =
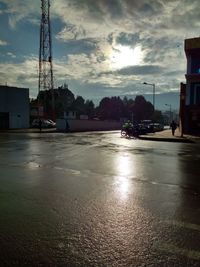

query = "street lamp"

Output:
[[143, 82, 155, 131], [143, 82, 155, 111], [165, 103, 172, 124]]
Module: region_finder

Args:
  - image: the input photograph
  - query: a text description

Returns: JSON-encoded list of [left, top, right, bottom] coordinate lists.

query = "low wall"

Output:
[[56, 119, 121, 132]]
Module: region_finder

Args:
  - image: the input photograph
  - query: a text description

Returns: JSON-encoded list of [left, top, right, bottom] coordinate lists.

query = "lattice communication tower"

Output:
[[38, 0, 55, 119]]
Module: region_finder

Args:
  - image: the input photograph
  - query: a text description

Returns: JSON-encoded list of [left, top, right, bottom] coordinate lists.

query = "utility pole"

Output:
[[143, 82, 156, 131], [38, 0, 55, 120], [165, 104, 172, 124]]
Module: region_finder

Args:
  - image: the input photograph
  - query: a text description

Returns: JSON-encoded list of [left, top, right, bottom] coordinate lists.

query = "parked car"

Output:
[[150, 123, 164, 132], [46, 119, 56, 127], [31, 119, 56, 128], [140, 121, 164, 133]]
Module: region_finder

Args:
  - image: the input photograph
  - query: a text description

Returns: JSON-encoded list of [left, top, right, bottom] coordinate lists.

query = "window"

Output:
[[194, 85, 200, 105], [191, 57, 200, 74]]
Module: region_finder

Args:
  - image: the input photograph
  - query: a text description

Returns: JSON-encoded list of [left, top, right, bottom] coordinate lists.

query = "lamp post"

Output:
[[143, 82, 155, 111], [143, 82, 155, 130], [165, 103, 172, 124]]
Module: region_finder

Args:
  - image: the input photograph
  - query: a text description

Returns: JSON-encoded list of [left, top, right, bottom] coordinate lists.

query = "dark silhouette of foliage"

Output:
[[152, 110, 164, 123], [36, 84, 75, 117], [97, 97, 124, 120], [33, 84, 163, 122], [95, 94, 156, 122], [72, 96, 85, 118], [133, 95, 154, 122], [85, 100, 95, 118]]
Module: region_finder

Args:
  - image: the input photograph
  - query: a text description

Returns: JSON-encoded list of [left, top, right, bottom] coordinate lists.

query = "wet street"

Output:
[[0, 131, 200, 266]]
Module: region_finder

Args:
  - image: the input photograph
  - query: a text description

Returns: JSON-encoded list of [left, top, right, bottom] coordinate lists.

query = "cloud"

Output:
[[165, 70, 185, 77], [0, 0, 199, 101], [52, 0, 190, 74], [0, 0, 38, 28], [6, 52, 16, 58], [0, 39, 7, 45], [115, 32, 140, 46], [0, 56, 39, 97], [56, 24, 86, 41], [117, 65, 165, 76]]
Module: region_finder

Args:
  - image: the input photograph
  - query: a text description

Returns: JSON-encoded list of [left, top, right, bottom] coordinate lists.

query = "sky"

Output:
[[0, 0, 199, 109]]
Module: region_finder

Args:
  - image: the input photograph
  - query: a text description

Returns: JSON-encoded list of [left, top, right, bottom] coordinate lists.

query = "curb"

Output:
[[138, 136, 195, 143]]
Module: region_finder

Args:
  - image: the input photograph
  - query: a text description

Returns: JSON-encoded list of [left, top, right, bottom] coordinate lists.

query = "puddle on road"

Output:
[[27, 162, 41, 169]]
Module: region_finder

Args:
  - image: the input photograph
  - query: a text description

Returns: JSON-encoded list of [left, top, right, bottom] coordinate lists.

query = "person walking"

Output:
[[170, 120, 177, 136]]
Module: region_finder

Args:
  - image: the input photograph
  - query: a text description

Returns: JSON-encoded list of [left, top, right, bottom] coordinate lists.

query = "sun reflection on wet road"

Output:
[[114, 176, 131, 200], [115, 153, 133, 176], [114, 153, 136, 200], [0, 132, 200, 266]]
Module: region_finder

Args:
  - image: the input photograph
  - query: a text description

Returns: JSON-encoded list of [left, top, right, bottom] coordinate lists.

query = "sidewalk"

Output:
[[139, 129, 197, 143], [0, 128, 57, 133]]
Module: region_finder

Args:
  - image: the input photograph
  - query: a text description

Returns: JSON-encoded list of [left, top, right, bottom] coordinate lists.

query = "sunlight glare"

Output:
[[116, 153, 132, 177], [110, 45, 143, 69], [115, 176, 130, 199]]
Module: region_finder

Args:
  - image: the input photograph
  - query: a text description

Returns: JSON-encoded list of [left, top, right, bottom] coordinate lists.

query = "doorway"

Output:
[[0, 112, 9, 129]]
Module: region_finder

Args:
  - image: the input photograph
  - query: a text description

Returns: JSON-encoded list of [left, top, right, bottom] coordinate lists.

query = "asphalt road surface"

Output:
[[0, 131, 200, 266]]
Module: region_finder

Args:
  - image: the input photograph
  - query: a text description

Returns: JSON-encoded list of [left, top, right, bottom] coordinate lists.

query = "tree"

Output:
[[97, 97, 124, 121], [72, 96, 85, 117], [125, 98, 135, 120], [97, 97, 111, 120], [152, 110, 164, 123], [109, 97, 124, 120], [54, 85, 75, 117], [132, 95, 154, 122], [85, 100, 95, 119]]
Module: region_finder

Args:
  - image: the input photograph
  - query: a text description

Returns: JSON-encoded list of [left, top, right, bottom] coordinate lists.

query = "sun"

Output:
[[109, 45, 143, 70]]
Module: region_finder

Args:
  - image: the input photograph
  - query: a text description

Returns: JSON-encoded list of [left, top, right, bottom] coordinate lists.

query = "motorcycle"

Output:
[[121, 126, 139, 138]]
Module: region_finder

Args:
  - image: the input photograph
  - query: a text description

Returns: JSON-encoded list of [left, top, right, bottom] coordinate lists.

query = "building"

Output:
[[0, 85, 29, 129], [180, 37, 200, 134]]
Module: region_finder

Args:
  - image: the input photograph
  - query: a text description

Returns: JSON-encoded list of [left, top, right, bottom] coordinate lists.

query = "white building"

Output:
[[0, 85, 29, 129]]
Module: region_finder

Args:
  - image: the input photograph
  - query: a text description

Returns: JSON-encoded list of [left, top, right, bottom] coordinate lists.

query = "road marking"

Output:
[[165, 220, 200, 232], [154, 242, 200, 261]]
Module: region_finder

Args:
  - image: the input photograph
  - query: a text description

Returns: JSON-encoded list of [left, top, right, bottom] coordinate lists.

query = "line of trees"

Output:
[[31, 84, 164, 123], [95, 95, 163, 123]]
